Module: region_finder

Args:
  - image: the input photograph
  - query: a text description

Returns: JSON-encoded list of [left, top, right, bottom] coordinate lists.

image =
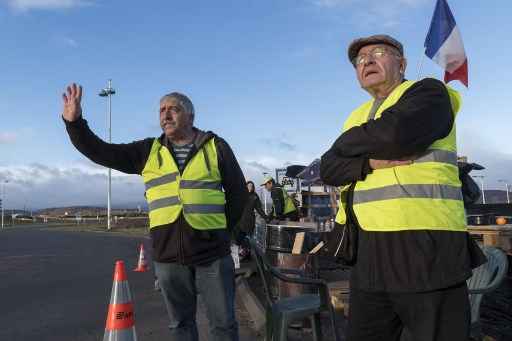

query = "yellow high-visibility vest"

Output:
[[142, 138, 227, 230], [335, 80, 467, 232], [281, 188, 297, 215]]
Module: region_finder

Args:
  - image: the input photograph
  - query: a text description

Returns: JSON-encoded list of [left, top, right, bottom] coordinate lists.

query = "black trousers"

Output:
[[347, 282, 470, 341]]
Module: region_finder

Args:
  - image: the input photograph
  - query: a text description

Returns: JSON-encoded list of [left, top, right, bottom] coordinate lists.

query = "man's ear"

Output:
[[400, 58, 408, 74]]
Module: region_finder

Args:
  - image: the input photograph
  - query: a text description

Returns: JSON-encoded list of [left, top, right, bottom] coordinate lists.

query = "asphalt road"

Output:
[[0, 226, 259, 341]]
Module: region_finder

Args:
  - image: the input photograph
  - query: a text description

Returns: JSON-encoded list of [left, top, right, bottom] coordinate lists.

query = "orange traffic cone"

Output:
[[133, 243, 149, 272], [104, 261, 137, 341]]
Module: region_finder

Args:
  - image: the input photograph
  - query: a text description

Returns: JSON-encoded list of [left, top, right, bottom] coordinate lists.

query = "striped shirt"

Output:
[[171, 142, 194, 171]]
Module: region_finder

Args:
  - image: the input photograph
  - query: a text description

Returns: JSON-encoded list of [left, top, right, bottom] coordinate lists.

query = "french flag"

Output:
[[424, 0, 468, 87]]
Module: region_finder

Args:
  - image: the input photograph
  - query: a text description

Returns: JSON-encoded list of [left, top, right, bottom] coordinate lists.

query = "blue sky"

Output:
[[0, 0, 511, 209]]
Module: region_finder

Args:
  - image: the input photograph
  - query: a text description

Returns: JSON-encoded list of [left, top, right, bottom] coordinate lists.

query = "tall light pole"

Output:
[[498, 179, 510, 204], [99, 79, 116, 230], [1, 180, 8, 229], [473, 175, 486, 204]]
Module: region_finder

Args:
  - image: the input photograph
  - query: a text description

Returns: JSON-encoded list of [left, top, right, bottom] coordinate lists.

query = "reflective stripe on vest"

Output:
[[142, 138, 227, 230], [353, 183, 463, 204], [415, 149, 458, 166], [148, 196, 180, 211], [335, 80, 467, 232], [144, 172, 179, 191]]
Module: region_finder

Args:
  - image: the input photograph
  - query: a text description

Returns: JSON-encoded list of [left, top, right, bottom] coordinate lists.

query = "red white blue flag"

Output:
[[424, 0, 468, 87]]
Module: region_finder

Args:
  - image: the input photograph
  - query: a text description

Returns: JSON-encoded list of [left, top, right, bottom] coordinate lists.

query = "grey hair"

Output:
[[160, 92, 195, 117]]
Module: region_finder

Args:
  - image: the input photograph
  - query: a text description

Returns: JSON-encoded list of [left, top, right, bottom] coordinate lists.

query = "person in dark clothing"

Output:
[[318, 35, 486, 341], [261, 176, 299, 222], [238, 181, 268, 235], [236, 181, 268, 260], [61, 83, 246, 341]]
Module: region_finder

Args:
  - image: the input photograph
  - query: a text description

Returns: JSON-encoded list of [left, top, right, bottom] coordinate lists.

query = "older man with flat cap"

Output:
[[320, 35, 485, 341]]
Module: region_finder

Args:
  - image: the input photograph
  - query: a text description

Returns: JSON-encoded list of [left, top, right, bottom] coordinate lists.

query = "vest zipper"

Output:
[[202, 148, 211, 176], [157, 145, 163, 168]]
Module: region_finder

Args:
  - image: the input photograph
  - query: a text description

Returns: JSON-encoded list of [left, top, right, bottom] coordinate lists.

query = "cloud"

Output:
[[457, 128, 512, 190], [5, 0, 91, 12], [0, 155, 316, 209], [240, 156, 290, 182], [0, 132, 17, 144], [0, 159, 278, 209], [261, 136, 297, 152], [239, 150, 316, 185], [0, 163, 144, 209], [245, 161, 271, 173]]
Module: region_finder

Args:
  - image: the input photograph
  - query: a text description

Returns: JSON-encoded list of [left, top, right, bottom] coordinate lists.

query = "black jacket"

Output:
[[269, 184, 299, 219], [65, 117, 247, 265], [270, 185, 286, 218], [320, 78, 486, 292], [237, 191, 267, 235]]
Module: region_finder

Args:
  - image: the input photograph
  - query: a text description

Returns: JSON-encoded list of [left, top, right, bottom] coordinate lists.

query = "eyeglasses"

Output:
[[352, 47, 400, 66]]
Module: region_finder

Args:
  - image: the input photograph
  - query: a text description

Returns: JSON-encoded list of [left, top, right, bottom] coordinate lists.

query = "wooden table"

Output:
[[467, 225, 512, 255]]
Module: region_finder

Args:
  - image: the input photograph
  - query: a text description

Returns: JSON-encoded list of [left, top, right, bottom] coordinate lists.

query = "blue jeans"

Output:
[[154, 255, 239, 341]]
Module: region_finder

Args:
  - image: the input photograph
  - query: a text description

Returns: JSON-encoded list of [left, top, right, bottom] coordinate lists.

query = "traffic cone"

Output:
[[104, 260, 137, 341], [133, 243, 149, 272]]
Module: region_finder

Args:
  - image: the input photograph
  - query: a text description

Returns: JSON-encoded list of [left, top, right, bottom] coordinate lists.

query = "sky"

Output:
[[0, 0, 511, 209]]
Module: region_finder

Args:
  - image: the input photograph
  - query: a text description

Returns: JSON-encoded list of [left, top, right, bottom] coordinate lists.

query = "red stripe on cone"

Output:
[[106, 303, 135, 330]]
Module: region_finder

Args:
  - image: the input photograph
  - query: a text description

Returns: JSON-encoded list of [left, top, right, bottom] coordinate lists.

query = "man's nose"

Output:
[[364, 57, 376, 66]]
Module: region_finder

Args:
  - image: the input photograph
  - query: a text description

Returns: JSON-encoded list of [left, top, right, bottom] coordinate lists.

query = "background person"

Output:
[[236, 181, 268, 260], [261, 176, 299, 222]]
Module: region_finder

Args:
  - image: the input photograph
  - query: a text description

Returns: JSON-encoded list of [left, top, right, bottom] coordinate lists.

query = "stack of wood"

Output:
[[467, 225, 512, 255]]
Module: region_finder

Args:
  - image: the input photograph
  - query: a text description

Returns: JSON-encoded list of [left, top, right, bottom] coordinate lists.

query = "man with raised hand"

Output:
[[62, 83, 246, 341]]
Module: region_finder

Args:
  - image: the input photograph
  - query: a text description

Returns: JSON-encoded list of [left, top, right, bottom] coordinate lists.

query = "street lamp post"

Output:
[[1, 180, 8, 229], [99, 80, 116, 230], [498, 179, 510, 204], [473, 175, 486, 204]]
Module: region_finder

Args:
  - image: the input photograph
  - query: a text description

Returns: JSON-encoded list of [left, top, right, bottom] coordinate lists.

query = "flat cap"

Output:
[[347, 34, 403, 63]]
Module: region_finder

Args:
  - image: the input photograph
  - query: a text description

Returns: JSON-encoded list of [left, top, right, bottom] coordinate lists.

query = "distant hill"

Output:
[[36, 205, 146, 217], [14, 190, 512, 216]]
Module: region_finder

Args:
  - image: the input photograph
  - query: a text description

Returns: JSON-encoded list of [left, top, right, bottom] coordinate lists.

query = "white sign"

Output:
[[276, 168, 297, 193]]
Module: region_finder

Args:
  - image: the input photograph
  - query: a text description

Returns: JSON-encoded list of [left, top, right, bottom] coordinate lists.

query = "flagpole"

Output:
[[416, 49, 426, 80]]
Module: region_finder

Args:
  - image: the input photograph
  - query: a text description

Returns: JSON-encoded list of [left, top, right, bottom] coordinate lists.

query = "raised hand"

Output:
[[369, 159, 413, 170], [62, 83, 83, 122]]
